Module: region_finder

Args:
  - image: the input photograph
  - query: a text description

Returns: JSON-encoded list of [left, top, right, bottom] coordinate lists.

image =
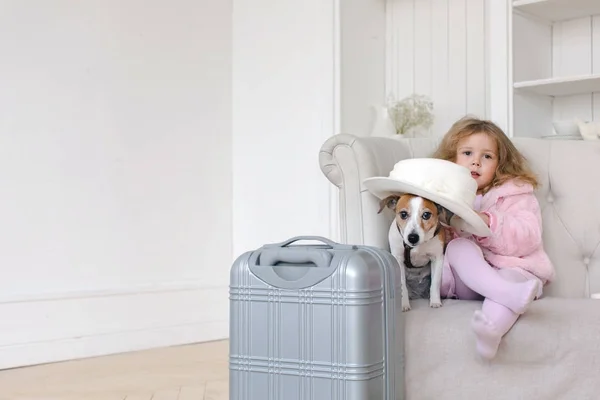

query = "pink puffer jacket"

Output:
[[450, 179, 556, 285]]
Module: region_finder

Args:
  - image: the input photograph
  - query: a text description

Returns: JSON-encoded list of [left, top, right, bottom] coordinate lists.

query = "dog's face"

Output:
[[378, 194, 453, 247]]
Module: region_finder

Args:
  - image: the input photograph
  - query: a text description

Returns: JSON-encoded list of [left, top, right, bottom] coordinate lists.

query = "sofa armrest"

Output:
[[318, 133, 440, 248]]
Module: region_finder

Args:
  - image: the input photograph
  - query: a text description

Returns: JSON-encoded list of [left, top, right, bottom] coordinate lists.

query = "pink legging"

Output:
[[441, 238, 542, 359]]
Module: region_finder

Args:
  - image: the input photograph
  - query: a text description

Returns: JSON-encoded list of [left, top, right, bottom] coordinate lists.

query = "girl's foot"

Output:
[[471, 310, 501, 360]]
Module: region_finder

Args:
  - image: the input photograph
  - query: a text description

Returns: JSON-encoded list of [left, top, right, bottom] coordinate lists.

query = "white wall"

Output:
[[232, 0, 338, 257], [386, 0, 488, 137], [0, 0, 232, 369], [340, 0, 386, 136]]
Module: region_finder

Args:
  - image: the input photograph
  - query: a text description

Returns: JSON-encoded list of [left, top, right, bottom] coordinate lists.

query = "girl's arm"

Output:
[[474, 193, 543, 257]]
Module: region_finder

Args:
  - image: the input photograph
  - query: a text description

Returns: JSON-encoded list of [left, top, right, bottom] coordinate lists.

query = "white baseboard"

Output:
[[0, 319, 228, 370], [0, 282, 230, 369]]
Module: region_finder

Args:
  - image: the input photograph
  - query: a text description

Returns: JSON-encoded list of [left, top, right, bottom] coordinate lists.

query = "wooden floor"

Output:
[[0, 340, 229, 400]]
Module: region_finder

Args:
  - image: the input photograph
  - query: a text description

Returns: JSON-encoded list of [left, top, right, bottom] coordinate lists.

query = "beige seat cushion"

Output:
[[404, 297, 600, 399]]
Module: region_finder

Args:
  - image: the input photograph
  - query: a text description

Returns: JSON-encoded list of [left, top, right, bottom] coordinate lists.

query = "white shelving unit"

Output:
[[507, 0, 600, 138], [513, 0, 600, 22]]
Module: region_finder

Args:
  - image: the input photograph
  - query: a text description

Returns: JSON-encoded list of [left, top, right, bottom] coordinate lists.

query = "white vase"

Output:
[[369, 105, 397, 138]]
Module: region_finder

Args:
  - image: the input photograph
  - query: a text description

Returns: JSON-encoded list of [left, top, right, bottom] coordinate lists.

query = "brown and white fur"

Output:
[[379, 194, 454, 312]]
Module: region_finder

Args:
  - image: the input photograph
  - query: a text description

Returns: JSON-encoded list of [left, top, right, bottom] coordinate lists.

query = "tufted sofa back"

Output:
[[319, 134, 600, 298], [514, 138, 600, 298]]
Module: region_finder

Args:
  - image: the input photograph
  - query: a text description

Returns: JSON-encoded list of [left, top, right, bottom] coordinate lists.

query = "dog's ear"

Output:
[[378, 195, 400, 214], [436, 204, 455, 227]]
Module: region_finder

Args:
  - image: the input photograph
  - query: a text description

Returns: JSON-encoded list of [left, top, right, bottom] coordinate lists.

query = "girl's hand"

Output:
[[449, 212, 490, 234], [478, 212, 490, 227], [449, 215, 469, 234]]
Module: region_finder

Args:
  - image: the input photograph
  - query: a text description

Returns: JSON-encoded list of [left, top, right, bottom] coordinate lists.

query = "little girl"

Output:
[[432, 116, 555, 360]]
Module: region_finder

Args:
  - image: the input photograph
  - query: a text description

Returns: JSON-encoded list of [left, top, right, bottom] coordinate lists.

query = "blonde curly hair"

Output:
[[431, 116, 539, 194]]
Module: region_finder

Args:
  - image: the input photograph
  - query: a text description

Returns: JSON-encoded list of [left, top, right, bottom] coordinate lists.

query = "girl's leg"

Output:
[[441, 257, 483, 300], [445, 238, 540, 314], [471, 268, 542, 359], [471, 300, 518, 359]]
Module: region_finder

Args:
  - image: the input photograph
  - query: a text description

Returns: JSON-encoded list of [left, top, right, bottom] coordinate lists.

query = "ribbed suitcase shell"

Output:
[[229, 236, 404, 400]]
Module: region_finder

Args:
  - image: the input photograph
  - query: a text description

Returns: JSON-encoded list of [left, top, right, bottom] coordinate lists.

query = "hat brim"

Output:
[[363, 177, 492, 237]]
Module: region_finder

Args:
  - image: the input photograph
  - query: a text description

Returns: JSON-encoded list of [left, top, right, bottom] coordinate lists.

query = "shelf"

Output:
[[513, 74, 600, 96], [541, 134, 583, 140], [513, 0, 600, 22]]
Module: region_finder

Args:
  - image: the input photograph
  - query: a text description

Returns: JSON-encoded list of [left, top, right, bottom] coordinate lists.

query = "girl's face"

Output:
[[455, 132, 498, 193]]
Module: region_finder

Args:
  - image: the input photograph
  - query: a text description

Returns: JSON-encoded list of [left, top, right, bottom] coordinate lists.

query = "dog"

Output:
[[378, 193, 454, 311]]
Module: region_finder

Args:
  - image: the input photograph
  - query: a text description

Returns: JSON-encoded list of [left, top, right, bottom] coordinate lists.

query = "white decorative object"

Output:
[[387, 94, 434, 137], [575, 118, 600, 141], [551, 120, 581, 137]]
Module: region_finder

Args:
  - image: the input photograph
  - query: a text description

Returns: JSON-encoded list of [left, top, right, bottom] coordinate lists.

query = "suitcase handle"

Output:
[[267, 236, 339, 248], [258, 247, 332, 269], [248, 243, 345, 289]]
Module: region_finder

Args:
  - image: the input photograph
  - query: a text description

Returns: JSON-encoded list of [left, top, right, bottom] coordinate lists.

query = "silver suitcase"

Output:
[[229, 236, 404, 400]]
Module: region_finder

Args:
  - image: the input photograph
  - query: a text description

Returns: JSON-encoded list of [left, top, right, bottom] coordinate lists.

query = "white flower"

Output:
[[387, 94, 434, 135]]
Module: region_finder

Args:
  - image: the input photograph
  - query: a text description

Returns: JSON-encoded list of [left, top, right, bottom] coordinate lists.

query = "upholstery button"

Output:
[[547, 195, 554, 203], [583, 257, 591, 265]]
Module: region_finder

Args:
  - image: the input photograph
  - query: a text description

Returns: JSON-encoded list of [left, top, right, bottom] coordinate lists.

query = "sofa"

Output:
[[319, 133, 600, 400]]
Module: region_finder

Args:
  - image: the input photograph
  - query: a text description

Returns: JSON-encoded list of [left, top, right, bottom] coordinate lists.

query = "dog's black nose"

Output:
[[407, 233, 419, 245]]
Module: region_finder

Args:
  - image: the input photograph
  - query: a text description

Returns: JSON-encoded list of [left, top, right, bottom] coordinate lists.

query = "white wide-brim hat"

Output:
[[363, 158, 492, 237]]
